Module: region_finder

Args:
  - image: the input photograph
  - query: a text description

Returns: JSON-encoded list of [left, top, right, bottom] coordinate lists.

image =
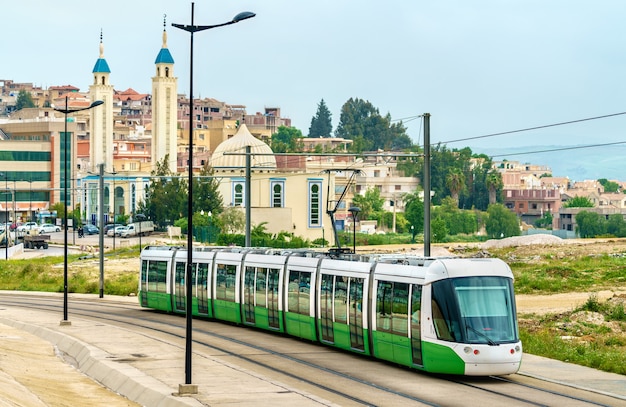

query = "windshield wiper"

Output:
[[466, 324, 498, 346]]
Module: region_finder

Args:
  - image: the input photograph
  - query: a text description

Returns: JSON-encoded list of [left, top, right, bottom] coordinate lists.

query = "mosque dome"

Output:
[[210, 124, 276, 170]]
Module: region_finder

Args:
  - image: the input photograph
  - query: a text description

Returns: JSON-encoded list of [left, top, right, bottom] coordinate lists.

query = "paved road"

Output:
[[12, 229, 170, 259]]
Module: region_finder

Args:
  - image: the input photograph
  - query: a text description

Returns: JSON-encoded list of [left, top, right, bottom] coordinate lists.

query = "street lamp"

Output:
[[348, 206, 360, 255], [54, 95, 103, 326], [172, 3, 255, 393], [1, 173, 7, 260]]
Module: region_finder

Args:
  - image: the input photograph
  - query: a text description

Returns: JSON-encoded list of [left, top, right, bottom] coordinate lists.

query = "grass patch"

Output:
[[489, 248, 626, 294], [0, 252, 138, 296], [520, 294, 626, 375]]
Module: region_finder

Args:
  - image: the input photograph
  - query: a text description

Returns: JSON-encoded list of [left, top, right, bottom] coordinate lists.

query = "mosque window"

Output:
[[308, 180, 322, 227], [233, 180, 245, 206], [271, 180, 284, 208]]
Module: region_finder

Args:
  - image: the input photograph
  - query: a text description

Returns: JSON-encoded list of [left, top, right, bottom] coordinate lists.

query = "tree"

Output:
[[534, 211, 554, 229], [308, 99, 332, 138], [431, 217, 448, 243], [351, 187, 385, 220], [432, 197, 478, 235], [445, 168, 465, 206], [15, 90, 36, 110], [606, 214, 626, 237], [270, 126, 303, 153], [193, 165, 223, 217], [598, 178, 620, 193], [137, 155, 186, 229], [563, 196, 594, 208], [575, 211, 606, 238], [335, 97, 412, 152], [486, 170, 503, 205], [218, 207, 245, 234], [485, 203, 520, 238], [403, 191, 424, 238]]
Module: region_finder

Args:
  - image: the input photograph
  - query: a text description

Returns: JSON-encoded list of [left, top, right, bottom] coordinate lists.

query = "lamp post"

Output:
[[54, 95, 103, 325], [348, 206, 360, 255], [172, 3, 255, 392], [1, 173, 6, 260]]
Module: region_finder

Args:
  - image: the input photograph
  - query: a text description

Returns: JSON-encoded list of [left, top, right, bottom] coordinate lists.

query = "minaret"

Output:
[[89, 30, 114, 172], [152, 15, 178, 173]]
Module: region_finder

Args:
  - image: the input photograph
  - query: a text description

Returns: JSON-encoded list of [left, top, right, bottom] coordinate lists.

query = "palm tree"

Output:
[[445, 168, 465, 206], [486, 170, 503, 205]]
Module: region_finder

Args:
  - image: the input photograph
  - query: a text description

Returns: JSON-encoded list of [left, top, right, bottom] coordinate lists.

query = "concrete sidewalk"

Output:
[[1, 292, 625, 406], [0, 293, 337, 407]]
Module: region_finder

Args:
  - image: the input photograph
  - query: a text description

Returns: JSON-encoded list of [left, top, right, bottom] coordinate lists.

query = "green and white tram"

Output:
[[139, 246, 521, 376]]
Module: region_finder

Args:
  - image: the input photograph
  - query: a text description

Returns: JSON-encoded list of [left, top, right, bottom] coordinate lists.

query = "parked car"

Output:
[[107, 225, 127, 237], [82, 224, 100, 235], [103, 223, 123, 234], [38, 223, 61, 233], [16, 222, 38, 232]]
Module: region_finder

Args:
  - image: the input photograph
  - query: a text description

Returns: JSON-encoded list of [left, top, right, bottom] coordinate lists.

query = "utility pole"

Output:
[[423, 113, 431, 257], [98, 163, 105, 298]]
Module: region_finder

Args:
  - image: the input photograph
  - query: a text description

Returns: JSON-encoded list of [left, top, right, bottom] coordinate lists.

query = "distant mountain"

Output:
[[472, 144, 626, 182]]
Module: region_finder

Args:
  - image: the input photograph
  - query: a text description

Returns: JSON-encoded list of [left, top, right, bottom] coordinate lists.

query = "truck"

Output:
[[13, 229, 50, 249], [23, 234, 50, 249], [120, 221, 154, 238]]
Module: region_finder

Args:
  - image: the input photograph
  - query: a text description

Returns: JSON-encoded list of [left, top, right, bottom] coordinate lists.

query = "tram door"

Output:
[[174, 261, 186, 312], [348, 278, 365, 351], [410, 284, 423, 366]]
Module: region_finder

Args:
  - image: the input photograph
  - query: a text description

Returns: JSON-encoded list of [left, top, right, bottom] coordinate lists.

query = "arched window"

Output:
[[165, 67, 170, 78]]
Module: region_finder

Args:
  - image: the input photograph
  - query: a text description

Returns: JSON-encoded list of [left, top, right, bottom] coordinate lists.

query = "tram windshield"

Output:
[[431, 276, 518, 345]]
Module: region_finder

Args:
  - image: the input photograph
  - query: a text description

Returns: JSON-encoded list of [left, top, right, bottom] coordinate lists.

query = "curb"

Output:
[[0, 317, 202, 407]]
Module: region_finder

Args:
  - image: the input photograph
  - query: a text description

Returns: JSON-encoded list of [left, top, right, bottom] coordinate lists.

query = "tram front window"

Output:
[[431, 277, 518, 345]]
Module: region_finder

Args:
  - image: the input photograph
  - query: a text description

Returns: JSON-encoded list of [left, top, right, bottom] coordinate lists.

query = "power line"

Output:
[[441, 111, 626, 144], [488, 140, 626, 158]]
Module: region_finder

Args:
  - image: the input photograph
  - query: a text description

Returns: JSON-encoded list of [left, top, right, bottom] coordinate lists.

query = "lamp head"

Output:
[[232, 11, 256, 23], [90, 100, 104, 108], [348, 206, 361, 220]]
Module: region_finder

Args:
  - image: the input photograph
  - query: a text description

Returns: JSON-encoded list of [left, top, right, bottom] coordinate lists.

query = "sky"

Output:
[[3, 1, 626, 179]]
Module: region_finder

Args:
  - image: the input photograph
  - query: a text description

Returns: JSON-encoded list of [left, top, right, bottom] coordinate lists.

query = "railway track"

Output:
[[1, 294, 624, 407]]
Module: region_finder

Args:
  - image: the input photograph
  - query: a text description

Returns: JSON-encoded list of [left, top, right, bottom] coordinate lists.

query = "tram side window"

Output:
[[256, 268, 268, 307], [216, 264, 237, 301], [287, 270, 311, 315], [148, 260, 168, 293], [334, 277, 348, 323], [376, 280, 409, 336], [141, 260, 148, 286]]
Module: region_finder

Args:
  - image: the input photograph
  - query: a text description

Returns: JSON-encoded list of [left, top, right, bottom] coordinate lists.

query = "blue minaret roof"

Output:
[[93, 58, 111, 73], [155, 48, 174, 64]]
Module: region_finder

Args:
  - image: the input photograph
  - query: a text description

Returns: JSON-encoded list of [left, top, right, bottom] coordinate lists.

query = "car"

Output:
[[38, 223, 61, 233], [107, 225, 127, 237], [103, 223, 123, 234], [16, 222, 38, 232], [82, 224, 100, 235]]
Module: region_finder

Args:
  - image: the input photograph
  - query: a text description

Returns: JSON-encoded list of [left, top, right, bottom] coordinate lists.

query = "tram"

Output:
[[139, 246, 522, 376]]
